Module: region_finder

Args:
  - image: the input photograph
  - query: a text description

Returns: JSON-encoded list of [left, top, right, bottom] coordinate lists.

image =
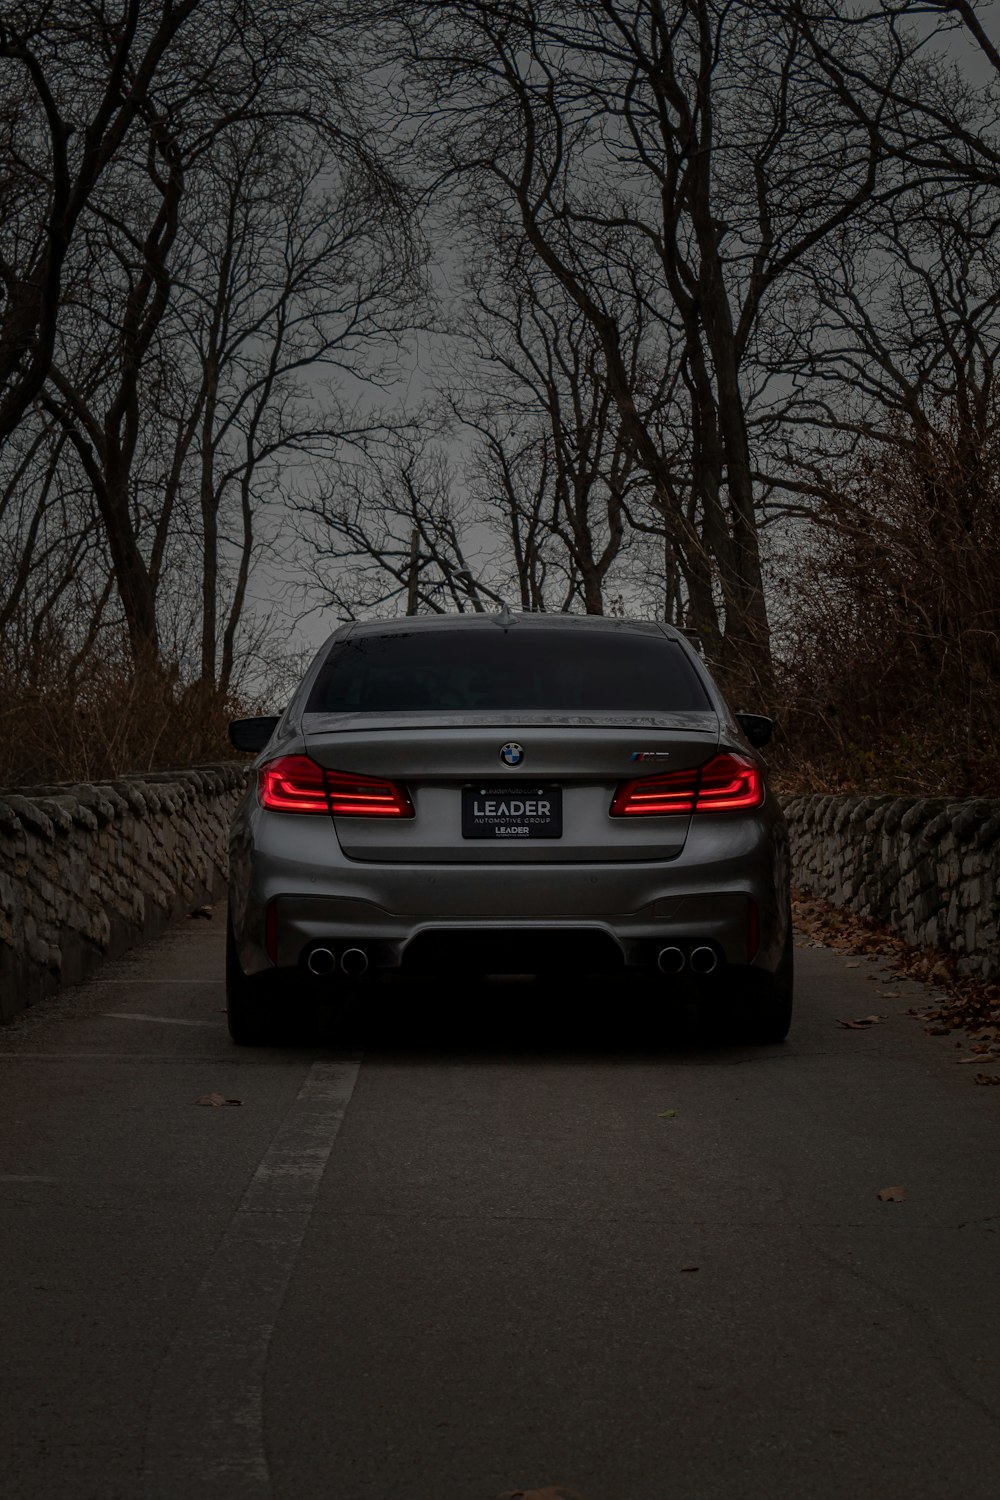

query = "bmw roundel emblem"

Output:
[[499, 741, 525, 767]]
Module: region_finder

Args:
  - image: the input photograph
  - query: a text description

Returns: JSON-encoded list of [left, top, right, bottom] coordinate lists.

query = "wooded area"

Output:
[[1, 0, 998, 791]]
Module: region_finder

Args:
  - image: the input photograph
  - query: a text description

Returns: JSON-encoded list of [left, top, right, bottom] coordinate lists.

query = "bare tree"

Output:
[[299, 437, 509, 619], [0, 0, 202, 443], [161, 122, 422, 692], [454, 247, 645, 615], [4, 3, 423, 682], [392, 0, 896, 693]]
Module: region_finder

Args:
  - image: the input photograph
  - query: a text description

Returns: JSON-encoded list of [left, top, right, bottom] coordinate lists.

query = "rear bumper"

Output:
[[262, 890, 755, 970], [229, 796, 790, 977]]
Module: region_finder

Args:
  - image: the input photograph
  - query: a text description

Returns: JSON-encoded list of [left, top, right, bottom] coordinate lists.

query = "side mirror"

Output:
[[228, 715, 280, 753], [736, 712, 774, 749]]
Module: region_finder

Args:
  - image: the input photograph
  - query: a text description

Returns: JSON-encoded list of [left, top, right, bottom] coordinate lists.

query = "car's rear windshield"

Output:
[[305, 628, 711, 714]]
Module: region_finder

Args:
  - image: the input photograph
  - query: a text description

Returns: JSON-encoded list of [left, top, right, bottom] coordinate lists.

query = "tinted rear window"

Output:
[[306, 629, 711, 714]]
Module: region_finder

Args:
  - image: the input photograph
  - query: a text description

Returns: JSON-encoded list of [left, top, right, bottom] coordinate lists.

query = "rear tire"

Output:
[[226, 915, 281, 1046], [739, 927, 794, 1044]]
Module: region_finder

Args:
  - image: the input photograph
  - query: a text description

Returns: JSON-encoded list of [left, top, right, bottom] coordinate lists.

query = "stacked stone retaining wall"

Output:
[[0, 765, 247, 1022], [783, 795, 1000, 980], [3, 772, 998, 1021]]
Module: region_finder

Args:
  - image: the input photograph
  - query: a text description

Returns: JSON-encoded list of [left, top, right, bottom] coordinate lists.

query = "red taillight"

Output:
[[257, 755, 413, 817], [259, 755, 329, 813], [610, 766, 698, 817], [324, 769, 414, 818], [695, 752, 763, 811], [610, 752, 763, 817]]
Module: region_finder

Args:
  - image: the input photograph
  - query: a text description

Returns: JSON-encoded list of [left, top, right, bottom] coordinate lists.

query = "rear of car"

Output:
[[227, 615, 792, 1042]]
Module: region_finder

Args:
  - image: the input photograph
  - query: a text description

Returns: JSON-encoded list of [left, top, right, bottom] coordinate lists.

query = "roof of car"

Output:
[[338, 612, 681, 640]]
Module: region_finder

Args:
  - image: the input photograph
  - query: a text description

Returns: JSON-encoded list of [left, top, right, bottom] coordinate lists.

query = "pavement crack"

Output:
[[794, 1221, 1000, 1434], [956, 1214, 1000, 1231]]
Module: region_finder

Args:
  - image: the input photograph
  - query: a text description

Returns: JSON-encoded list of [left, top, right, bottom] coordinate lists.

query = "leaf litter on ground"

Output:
[[195, 1093, 241, 1107], [794, 889, 1000, 1080], [500, 1488, 584, 1500]]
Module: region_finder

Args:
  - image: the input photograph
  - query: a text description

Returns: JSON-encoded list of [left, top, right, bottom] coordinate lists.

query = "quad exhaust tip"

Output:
[[657, 945, 686, 975], [340, 947, 369, 978], [306, 946, 337, 977], [689, 946, 719, 975]]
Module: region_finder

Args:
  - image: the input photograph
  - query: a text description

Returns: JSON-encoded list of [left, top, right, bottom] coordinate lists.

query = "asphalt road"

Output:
[[1, 920, 999, 1500]]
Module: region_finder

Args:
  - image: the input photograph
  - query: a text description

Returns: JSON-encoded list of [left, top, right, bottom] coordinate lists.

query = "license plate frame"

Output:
[[461, 783, 563, 840]]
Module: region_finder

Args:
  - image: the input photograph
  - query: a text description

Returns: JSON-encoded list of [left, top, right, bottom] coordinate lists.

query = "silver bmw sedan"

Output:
[[226, 612, 792, 1044]]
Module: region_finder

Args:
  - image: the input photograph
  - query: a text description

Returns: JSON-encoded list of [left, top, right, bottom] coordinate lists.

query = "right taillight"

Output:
[[257, 755, 414, 817], [694, 752, 763, 811], [610, 751, 762, 817]]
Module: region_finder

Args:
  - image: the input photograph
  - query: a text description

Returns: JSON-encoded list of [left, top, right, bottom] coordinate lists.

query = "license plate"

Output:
[[462, 784, 562, 839]]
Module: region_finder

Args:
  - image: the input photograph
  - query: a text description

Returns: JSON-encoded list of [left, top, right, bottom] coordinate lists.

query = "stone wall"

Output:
[[0, 765, 247, 1022], [4, 771, 998, 1020], [783, 795, 1000, 980]]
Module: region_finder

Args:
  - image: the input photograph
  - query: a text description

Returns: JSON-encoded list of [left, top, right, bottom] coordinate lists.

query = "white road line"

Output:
[[141, 1058, 361, 1500], [105, 1012, 227, 1028], [0, 1052, 237, 1061]]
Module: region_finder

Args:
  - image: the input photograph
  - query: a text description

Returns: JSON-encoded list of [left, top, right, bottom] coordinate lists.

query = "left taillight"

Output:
[[258, 755, 329, 813], [324, 769, 414, 818], [610, 751, 763, 817], [257, 755, 413, 817]]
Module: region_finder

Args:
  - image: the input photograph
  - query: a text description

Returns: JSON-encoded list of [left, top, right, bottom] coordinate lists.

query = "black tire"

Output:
[[226, 916, 281, 1046], [740, 926, 794, 1044]]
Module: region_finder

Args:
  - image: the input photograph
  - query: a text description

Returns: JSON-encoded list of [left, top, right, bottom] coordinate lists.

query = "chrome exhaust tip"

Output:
[[306, 946, 337, 977], [689, 946, 719, 975], [657, 945, 686, 975], [340, 947, 369, 978]]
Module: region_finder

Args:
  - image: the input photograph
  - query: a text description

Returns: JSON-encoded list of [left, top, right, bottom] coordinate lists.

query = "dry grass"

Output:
[[0, 659, 250, 789], [770, 418, 1000, 798]]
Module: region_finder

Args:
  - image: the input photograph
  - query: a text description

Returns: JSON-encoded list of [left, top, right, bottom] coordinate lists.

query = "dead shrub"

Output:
[[0, 644, 250, 789], [772, 414, 1000, 796]]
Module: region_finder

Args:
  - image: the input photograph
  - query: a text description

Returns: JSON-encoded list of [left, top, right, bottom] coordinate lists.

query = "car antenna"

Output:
[[492, 602, 517, 631]]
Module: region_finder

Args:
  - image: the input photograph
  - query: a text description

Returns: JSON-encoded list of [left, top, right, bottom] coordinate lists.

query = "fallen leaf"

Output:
[[974, 1074, 1000, 1087], [190, 905, 214, 919], [195, 1093, 242, 1107], [957, 1055, 988, 1064], [836, 1015, 886, 1029], [500, 1489, 584, 1500], [680, 1264, 700, 1272], [845, 962, 861, 969], [877, 1186, 907, 1202], [657, 1109, 677, 1119]]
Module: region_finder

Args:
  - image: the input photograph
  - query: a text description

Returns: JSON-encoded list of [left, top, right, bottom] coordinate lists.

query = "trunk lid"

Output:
[[302, 711, 720, 863]]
